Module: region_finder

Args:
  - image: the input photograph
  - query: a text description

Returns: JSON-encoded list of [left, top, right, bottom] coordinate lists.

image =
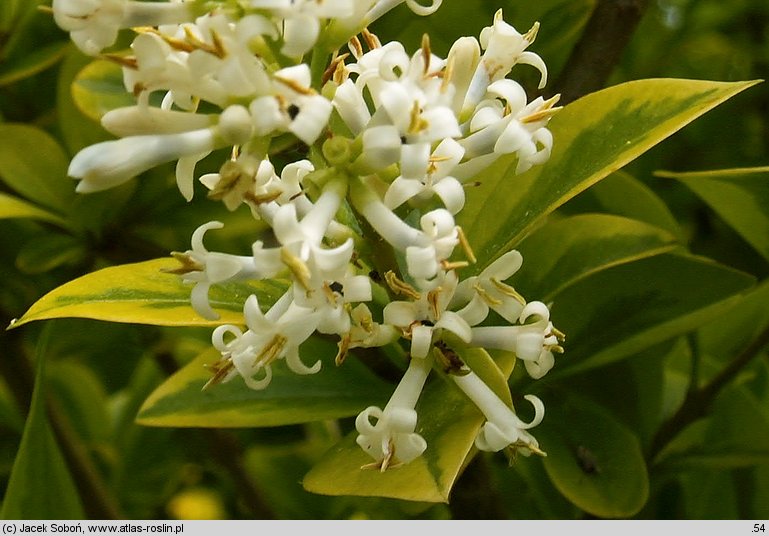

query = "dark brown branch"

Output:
[[554, 0, 651, 105], [648, 322, 769, 462]]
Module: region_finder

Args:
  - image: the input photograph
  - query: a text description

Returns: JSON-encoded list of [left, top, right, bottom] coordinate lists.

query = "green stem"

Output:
[[648, 321, 769, 462]]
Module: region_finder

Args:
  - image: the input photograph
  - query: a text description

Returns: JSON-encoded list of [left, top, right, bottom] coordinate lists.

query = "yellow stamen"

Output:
[[348, 35, 363, 59], [322, 52, 350, 86], [421, 33, 431, 75], [427, 288, 442, 320], [281, 248, 312, 290], [255, 334, 287, 367], [441, 260, 469, 271], [202, 358, 235, 391], [457, 226, 477, 264], [243, 190, 282, 205], [523, 22, 540, 44], [335, 334, 351, 366], [384, 271, 421, 300], [407, 101, 428, 134], [473, 282, 502, 306], [490, 278, 526, 305], [163, 252, 204, 275], [521, 94, 562, 124], [273, 75, 317, 96], [101, 53, 139, 70], [183, 26, 226, 58], [361, 28, 381, 50], [552, 327, 566, 342]]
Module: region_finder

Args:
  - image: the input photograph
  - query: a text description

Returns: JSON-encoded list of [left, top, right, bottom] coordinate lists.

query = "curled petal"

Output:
[[431, 176, 465, 214], [405, 0, 442, 16], [211, 325, 243, 353], [191, 221, 223, 253], [410, 324, 433, 359], [285, 347, 322, 375], [191, 281, 217, 320], [384, 177, 424, 210]]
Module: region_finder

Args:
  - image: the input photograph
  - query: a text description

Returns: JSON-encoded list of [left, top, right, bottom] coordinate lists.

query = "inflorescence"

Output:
[[52, 0, 564, 471]]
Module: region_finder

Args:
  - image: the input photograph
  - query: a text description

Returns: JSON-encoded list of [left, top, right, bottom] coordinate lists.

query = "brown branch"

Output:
[[648, 321, 769, 462], [554, 0, 651, 105]]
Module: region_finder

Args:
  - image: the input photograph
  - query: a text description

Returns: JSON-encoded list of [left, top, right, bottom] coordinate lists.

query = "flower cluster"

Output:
[[54, 0, 564, 470]]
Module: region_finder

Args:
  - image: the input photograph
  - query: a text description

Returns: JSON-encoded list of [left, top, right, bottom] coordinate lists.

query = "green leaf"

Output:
[[57, 49, 113, 155], [513, 213, 679, 301], [657, 387, 769, 471], [0, 327, 86, 520], [564, 171, 683, 240], [0, 124, 75, 213], [72, 59, 136, 122], [16, 233, 86, 274], [458, 79, 759, 272], [0, 192, 67, 226], [0, 41, 69, 87], [656, 166, 769, 262], [137, 340, 393, 427], [537, 393, 649, 518], [698, 279, 769, 367], [545, 253, 755, 379], [303, 347, 514, 503], [12, 258, 288, 328]]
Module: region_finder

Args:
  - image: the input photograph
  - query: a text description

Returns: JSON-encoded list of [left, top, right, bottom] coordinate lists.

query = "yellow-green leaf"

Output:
[[13, 258, 288, 328], [72, 59, 136, 122], [303, 347, 516, 502], [546, 253, 755, 379], [537, 393, 649, 518], [514, 213, 679, 301], [0, 192, 67, 226], [458, 78, 760, 272], [0, 124, 75, 213], [137, 340, 393, 428], [656, 166, 769, 262], [0, 41, 69, 87]]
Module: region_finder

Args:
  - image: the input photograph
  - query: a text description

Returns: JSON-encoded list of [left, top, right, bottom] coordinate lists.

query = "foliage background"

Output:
[[0, 0, 768, 520]]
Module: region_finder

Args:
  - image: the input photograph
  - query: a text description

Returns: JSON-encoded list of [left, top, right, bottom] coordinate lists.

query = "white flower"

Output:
[[383, 271, 471, 359], [268, 0, 356, 57], [288, 238, 372, 336], [52, 0, 195, 55], [100, 106, 215, 137], [333, 37, 460, 174], [355, 351, 434, 470], [405, 209, 460, 282], [324, 0, 441, 50], [69, 104, 253, 198], [462, 9, 547, 112], [453, 250, 525, 326], [249, 65, 333, 144], [457, 79, 558, 178], [170, 221, 274, 320], [347, 303, 399, 350], [469, 301, 563, 379], [200, 157, 314, 214], [210, 293, 321, 390], [384, 137, 466, 214], [451, 367, 545, 455], [350, 182, 461, 283]]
